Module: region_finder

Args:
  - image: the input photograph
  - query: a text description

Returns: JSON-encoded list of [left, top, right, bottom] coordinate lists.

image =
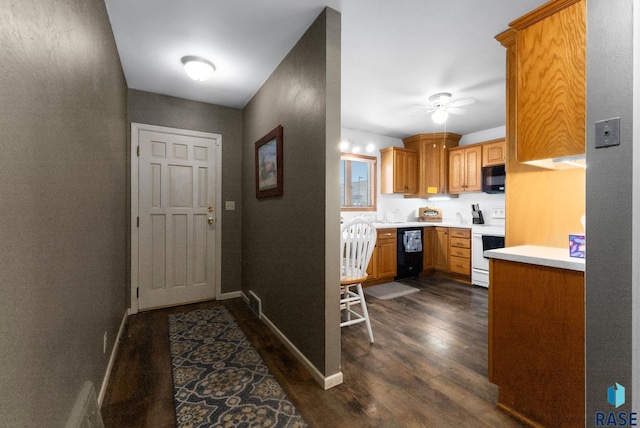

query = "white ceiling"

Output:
[[104, 0, 547, 139]]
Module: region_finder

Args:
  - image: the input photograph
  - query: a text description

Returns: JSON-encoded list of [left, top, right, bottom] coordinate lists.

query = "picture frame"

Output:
[[255, 125, 283, 198]]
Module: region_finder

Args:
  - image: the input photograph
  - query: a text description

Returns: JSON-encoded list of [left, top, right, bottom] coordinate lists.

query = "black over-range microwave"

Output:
[[482, 164, 506, 193]]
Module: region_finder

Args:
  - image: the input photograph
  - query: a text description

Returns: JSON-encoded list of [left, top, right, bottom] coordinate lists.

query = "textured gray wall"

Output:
[[242, 8, 341, 376], [0, 0, 128, 425], [586, 0, 635, 419], [128, 90, 244, 296]]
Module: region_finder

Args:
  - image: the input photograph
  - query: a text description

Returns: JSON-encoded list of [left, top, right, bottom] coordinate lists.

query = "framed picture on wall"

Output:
[[255, 125, 283, 198]]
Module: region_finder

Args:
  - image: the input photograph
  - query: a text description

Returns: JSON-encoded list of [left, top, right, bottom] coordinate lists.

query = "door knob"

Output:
[[208, 217, 214, 224]]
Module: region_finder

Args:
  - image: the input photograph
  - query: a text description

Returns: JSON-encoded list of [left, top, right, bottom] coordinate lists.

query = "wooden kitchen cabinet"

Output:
[[365, 228, 397, 286], [433, 227, 449, 272], [448, 228, 471, 276], [489, 258, 584, 427], [509, 0, 586, 162], [448, 145, 482, 194], [482, 139, 506, 167], [380, 147, 418, 194], [402, 133, 461, 197], [422, 227, 435, 271], [496, 0, 586, 248]]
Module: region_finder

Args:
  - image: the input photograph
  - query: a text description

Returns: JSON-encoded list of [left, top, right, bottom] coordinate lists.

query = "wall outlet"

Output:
[[103, 332, 107, 354], [492, 207, 506, 219]]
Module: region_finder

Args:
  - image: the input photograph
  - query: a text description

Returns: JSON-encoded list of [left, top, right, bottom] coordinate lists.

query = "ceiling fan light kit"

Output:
[[181, 56, 215, 82], [431, 107, 449, 124]]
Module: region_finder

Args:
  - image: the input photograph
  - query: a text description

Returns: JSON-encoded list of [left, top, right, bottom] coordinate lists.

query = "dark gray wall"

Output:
[[242, 8, 342, 376], [128, 90, 244, 296], [586, 0, 635, 420], [0, 0, 128, 425]]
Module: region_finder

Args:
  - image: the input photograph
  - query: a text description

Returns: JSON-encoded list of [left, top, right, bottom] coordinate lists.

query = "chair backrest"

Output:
[[340, 218, 377, 281]]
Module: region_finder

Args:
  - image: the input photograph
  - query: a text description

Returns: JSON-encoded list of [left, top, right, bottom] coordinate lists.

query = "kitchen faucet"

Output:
[[456, 212, 463, 224]]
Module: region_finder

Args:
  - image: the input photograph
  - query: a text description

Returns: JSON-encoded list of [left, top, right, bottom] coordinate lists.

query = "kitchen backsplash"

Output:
[[342, 192, 506, 226]]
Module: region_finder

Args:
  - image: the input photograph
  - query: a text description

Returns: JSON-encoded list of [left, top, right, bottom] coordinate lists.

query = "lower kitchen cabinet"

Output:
[[431, 227, 471, 280], [449, 228, 471, 276], [434, 227, 449, 271], [422, 227, 435, 270], [365, 228, 397, 286], [489, 258, 584, 427]]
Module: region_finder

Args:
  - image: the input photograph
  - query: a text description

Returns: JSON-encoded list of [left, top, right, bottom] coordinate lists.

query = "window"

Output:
[[340, 153, 376, 211]]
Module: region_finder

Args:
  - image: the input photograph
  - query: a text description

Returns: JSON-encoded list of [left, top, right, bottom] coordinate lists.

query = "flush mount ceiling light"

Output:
[[181, 56, 215, 82]]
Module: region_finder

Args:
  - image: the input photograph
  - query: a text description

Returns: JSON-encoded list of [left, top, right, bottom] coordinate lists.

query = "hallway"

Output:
[[101, 276, 525, 427]]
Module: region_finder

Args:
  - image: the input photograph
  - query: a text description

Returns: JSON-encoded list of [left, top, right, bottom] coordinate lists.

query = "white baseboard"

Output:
[[219, 290, 242, 300], [260, 313, 343, 390], [98, 309, 129, 406]]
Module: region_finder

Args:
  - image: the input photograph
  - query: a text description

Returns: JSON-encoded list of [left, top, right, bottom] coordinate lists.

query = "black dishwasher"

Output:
[[396, 228, 423, 280]]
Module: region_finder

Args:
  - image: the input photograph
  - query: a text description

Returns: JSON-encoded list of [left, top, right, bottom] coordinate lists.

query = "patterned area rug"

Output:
[[168, 306, 307, 427]]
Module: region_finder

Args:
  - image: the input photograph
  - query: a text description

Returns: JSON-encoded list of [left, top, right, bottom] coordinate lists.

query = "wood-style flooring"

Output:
[[101, 276, 526, 427]]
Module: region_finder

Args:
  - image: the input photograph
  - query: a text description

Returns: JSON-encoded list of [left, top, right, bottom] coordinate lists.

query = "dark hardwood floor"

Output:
[[101, 276, 526, 427]]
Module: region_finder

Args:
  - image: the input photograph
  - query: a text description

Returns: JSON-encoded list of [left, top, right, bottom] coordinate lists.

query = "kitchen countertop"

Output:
[[372, 221, 475, 229], [484, 245, 585, 272]]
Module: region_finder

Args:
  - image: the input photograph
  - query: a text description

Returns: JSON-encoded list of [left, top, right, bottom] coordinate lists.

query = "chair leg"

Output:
[[356, 283, 374, 343], [343, 286, 351, 322]]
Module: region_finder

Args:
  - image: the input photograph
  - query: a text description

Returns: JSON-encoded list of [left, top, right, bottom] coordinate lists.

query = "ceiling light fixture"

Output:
[[431, 106, 449, 124], [181, 56, 215, 82], [339, 139, 376, 154]]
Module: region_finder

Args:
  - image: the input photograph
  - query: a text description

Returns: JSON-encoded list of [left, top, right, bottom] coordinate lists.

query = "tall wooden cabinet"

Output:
[[448, 145, 482, 194], [402, 133, 461, 198], [496, 0, 586, 248], [380, 147, 418, 194]]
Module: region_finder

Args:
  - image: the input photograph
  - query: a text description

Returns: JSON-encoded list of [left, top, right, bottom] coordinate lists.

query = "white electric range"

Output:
[[471, 224, 505, 288]]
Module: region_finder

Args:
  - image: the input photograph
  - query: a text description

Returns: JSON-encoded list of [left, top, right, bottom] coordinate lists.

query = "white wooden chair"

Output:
[[340, 218, 376, 343]]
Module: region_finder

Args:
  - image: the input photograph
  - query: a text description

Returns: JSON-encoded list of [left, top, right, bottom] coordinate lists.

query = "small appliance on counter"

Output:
[[418, 206, 442, 222], [471, 204, 485, 224]]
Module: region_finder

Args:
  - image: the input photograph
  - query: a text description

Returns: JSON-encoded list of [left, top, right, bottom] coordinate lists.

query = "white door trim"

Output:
[[130, 123, 222, 314]]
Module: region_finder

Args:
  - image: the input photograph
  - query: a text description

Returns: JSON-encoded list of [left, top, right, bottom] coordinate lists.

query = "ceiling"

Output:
[[104, 0, 547, 139]]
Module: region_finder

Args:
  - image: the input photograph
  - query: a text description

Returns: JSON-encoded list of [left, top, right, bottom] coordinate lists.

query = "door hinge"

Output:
[[136, 217, 139, 228], [136, 146, 140, 157], [136, 287, 139, 298]]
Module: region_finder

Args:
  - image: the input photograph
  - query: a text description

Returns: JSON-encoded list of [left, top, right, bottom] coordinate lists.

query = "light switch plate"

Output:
[[595, 117, 620, 148], [225, 201, 235, 210]]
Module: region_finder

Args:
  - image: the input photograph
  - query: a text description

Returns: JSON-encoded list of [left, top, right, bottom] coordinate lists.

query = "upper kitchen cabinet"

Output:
[[482, 139, 506, 167], [500, 0, 586, 165], [496, 0, 586, 248], [380, 146, 418, 194], [448, 144, 482, 194], [402, 133, 461, 198]]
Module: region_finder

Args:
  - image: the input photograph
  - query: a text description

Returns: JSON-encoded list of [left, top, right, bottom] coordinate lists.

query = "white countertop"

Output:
[[484, 245, 585, 272], [372, 221, 476, 229]]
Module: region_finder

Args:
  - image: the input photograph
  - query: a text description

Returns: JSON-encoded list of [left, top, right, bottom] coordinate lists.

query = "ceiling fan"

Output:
[[414, 92, 476, 123]]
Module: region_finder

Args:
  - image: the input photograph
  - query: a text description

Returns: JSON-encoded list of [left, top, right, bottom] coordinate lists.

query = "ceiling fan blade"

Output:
[[450, 97, 476, 107], [410, 109, 433, 117], [448, 107, 467, 115]]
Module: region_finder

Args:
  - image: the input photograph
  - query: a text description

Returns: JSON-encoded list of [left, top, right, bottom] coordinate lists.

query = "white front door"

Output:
[[131, 124, 221, 312]]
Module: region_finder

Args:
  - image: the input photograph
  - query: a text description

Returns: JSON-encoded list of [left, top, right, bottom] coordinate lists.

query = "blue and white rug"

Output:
[[168, 306, 307, 427]]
